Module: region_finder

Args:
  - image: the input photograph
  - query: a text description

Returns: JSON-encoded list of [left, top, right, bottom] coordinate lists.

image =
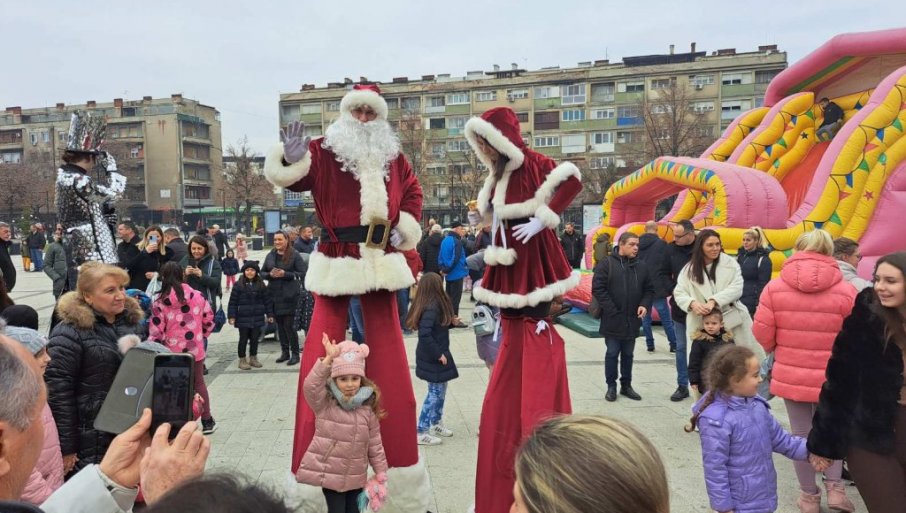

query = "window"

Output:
[[185, 164, 211, 181], [590, 156, 616, 169], [651, 104, 673, 114], [447, 140, 470, 152], [448, 116, 468, 129], [591, 83, 615, 102], [29, 133, 38, 145], [383, 98, 399, 110], [446, 93, 470, 105], [476, 91, 497, 102], [280, 104, 300, 122], [121, 107, 137, 117], [182, 122, 209, 139], [401, 97, 420, 111], [619, 81, 644, 93], [691, 101, 715, 113], [303, 124, 322, 137], [690, 74, 715, 87], [130, 145, 143, 159], [561, 134, 585, 153], [435, 185, 448, 198], [326, 101, 341, 112], [533, 86, 559, 99], [755, 70, 780, 84], [592, 108, 615, 119], [430, 142, 445, 157], [428, 96, 445, 108], [429, 118, 446, 129], [427, 165, 447, 176], [561, 110, 585, 122], [651, 78, 675, 90], [533, 136, 559, 147], [41, 131, 50, 143], [301, 103, 321, 115], [58, 131, 67, 143], [515, 112, 529, 123], [617, 105, 641, 118], [697, 126, 715, 137], [655, 130, 671, 140], [561, 84, 586, 105], [0, 130, 22, 144], [534, 111, 559, 130], [720, 100, 751, 119], [722, 73, 748, 85], [592, 132, 614, 145], [183, 143, 209, 160], [450, 163, 471, 174], [616, 131, 641, 144], [506, 88, 529, 100], [184, 185, 211, 200], [1, 151, 22, 163]]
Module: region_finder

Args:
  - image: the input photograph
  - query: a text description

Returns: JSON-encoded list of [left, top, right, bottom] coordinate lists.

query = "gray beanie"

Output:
[[3, 326, 48, 356]]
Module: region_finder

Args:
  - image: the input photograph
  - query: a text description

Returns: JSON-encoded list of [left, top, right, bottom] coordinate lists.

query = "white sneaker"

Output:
[[429, 424, 454, 437], [417, 433, 442, 446]]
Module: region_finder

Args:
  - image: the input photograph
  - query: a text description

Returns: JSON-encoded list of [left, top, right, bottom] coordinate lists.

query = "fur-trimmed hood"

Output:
[[693, 328, 735, 343], [55, 291, 144, 330], [464, 107, 526, 173]]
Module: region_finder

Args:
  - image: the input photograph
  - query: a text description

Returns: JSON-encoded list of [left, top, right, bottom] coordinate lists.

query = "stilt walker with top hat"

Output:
[[264, 84, 430, 513], [464, 107, 582, 513]]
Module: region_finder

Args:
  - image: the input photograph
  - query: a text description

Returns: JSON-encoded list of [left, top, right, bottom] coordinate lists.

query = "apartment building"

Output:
[[277, 43, 786, 209], [0, 95, 223, 225]]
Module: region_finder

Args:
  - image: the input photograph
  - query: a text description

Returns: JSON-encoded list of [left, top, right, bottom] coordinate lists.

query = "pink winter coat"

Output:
[[295, 361, 388, 492], [21, 404, 64, 504], [753, 251, 857, 402], [149, 283, 214, 361]]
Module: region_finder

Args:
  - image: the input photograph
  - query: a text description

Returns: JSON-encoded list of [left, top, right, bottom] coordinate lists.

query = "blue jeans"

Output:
[[397, 288, 410, 331], [641, 298, 676, 348], [348, 296, 365, 343], [417, 381, 448, 433], [604, 337, 636, 386], [30, 248, 44, 271], [674, 321, 689, 386]]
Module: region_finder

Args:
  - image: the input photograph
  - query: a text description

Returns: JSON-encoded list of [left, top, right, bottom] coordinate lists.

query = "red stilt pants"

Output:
[[291, 290, 419, 472], [475, 316, 572, 513]]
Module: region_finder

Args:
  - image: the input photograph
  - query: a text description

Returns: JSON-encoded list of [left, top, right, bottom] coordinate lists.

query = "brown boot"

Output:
[[238, 357, 251, 370], [797, 490, 821, 513], [825, 481, 855, 512], [248, 355, 262, 368]]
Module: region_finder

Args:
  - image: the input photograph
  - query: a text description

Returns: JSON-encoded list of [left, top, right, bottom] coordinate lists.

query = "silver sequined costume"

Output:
[[56, 164, 126, 264]]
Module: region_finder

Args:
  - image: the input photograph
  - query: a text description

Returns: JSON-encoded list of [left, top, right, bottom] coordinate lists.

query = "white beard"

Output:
[[322, 113, 400, 180]]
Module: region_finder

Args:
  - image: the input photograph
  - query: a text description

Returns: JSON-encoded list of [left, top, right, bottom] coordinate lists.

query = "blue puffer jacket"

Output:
[[438, 233, 468, 281], [694, 393, 807, 513]]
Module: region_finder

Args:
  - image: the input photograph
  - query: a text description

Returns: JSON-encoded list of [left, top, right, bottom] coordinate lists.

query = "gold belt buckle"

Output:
[[365, 217, 392, 249]]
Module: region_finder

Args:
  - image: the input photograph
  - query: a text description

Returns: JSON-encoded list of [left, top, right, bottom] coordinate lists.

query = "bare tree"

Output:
[[223, 137, 276, 231], [579, 160, 623, 204], [631, 79, 714, 164], [397, 110, 429, 180], [444, 148, 486, 207]]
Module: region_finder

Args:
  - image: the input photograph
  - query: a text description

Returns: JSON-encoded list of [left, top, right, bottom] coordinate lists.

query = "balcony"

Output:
[[586, 118, 617, 130], [534, 98, 561, 110], [299, 112, 322, 123], [424, 105, 446, 114], [534, 146, 562, 158], [721, 83, 756, 98], [617, 117, 642, 127], [427, 128, 449, 139], [0, 140, 23, 150], [589, 95, 615, 105], [615, 91, 645, 103], [445, 104, 471, 115]]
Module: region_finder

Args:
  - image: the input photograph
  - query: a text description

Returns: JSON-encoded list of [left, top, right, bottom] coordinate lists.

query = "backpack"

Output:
[[472, 304, 497, 336]]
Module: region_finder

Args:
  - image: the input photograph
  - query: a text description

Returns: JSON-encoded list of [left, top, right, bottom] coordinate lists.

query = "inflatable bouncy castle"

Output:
[[567, 28, 906, 310]]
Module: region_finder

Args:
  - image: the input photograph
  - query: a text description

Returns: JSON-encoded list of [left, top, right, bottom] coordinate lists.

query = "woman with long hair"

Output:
[[262, 230, 307, 365], [808, 252, 906, 513], [673, 229, 762, 359], [133, 225, 170, 292], [737, 226, 772, 318]]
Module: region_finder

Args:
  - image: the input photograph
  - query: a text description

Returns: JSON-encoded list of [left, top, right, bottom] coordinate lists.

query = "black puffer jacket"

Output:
[[592, 254, 654, 339], [418, 233, 444, 274], [808, 288, 905, 459], [638, 233, 672, 298], [45, 291, 145, 473], [736, 246, 772, 317], [415, 304, 458, 383], [228, 279, 274, 329], [0, 238, 16, 291], [131, 249, 172, 292], [180, 253, 222, 309], [261, 249, 307, 316]]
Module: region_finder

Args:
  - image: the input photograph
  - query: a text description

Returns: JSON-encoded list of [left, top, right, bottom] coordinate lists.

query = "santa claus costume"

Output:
[[464, 107, 581, 513], [264, 84, 430, 513]]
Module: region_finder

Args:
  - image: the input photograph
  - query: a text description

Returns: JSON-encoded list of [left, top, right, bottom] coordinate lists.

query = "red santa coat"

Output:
[[465, 107, 582, 308], [263, 139, 423, 296]]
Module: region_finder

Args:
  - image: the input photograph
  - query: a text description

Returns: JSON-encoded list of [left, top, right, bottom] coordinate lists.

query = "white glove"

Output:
[[512, 217, 546, 243], [389, 228, 404, 248]]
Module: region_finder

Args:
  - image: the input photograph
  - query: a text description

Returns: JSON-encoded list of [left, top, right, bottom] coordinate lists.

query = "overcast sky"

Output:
[[1, 1, 899, 154]]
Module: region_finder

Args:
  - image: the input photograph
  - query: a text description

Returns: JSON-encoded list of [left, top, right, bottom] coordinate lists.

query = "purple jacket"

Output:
[[694, 393, 807, 513]]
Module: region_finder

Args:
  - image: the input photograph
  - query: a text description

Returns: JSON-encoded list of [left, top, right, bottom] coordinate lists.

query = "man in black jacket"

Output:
[[816, 97, 844, 141], [592, 231, 653, 402], [26, 224, 46, 272], [209, 225, 230, 259], [637, 221, 677, 353], [559, 223, 584, 269], [663, 219, 696, 401], [418, 224, 444, 274], [163, 227, 188, 263], [116, 221, 143, 289], [293, 225, 316, 254], [0, 222, 16, 292]]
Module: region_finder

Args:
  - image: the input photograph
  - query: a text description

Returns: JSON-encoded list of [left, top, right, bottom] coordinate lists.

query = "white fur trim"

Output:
[[394, 211, 421, 251], [264, 143, 312, 188], [464, 117, 525, 173], [305, 247, 415, 296], [117, 334, 141, 355], [473, 273, 580, 309], [283, 472, 327, 513], [340, 90, 389, 120], [476, 162, 581, 221], [483, 246, 517, 267], [534, 205, 561, 229], [356, 160, 390, 225], [366, 459, 432, 513]]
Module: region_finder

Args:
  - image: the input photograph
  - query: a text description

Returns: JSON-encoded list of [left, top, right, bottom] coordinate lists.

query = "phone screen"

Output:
[[151, 355, 194, 437], [149, 235, 159, 243]]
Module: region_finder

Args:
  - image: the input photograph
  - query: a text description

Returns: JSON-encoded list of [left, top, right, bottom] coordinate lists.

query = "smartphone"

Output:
[[151, 354, 195, 437], [149, 234, 159, 244]]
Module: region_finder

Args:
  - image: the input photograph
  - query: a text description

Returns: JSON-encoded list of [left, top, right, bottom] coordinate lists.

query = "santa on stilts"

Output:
[[464, 107, 582, 513], [264, 84, 430, 513]]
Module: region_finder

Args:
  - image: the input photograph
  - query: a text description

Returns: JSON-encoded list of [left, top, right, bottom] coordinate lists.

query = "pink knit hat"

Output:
[[331, 341, 370, 378]]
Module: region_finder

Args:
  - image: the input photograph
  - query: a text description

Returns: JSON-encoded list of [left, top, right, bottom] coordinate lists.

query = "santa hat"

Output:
[[464, 107, 526, 173], [331, 341, 370, 378], [339, 84, 389, 121]]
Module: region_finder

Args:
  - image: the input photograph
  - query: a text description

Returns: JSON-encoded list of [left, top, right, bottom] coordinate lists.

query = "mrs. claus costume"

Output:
[[264, 84, 430, 513], [465, 107, 582, 513]]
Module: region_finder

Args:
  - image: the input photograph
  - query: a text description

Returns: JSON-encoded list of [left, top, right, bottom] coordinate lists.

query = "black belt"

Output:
[[320, 218, 392, 249], [503, 217, 531, 228]]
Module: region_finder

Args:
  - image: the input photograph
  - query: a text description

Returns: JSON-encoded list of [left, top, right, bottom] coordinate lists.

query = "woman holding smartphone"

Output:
[[132, 225, 171, 293]]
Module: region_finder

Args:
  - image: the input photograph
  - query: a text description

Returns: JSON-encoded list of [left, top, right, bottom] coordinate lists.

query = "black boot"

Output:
[[275, 351, 290, 363], [620, 385, 642, 400], [605, 386, 617, 402], [287, 353, 300, 366], [670, 385, 690, 402]]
